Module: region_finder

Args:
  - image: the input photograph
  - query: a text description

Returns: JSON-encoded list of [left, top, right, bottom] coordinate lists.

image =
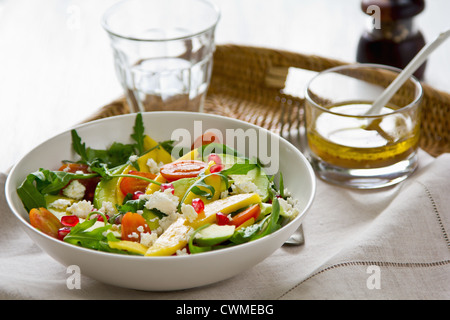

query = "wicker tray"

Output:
[[85, 44, 450, 157]]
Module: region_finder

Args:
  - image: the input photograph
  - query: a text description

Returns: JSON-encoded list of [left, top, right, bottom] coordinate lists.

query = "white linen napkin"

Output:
[[1, 150, 449, 299]]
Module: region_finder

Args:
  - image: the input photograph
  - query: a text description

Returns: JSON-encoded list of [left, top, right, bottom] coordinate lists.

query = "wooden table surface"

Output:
[[1, 0, 449, 173]]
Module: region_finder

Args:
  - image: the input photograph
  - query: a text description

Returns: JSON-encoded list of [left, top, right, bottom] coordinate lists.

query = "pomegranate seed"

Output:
[[207, 153, 222, 165], [97, 214, 109, 222], [191, 198, 205, 213], [216, 212, 230, 225], [57, 227, 71, 240], [133, 191, 144, 200], [61, 215, 79, 227], [210, 164, 225, 173], [160, 183, 175, 194]]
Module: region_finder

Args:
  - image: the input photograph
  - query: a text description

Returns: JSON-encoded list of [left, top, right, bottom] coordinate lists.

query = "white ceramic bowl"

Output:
[[5, 112, 315, 291]]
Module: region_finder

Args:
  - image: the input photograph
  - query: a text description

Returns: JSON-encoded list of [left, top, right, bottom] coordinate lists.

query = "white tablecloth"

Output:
[[1, 150, 449, 300]]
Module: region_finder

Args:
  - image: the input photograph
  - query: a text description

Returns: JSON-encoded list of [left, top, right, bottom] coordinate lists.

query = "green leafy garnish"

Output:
[[17, 169, 98, 212], [230, 197, 281, 245], [130, 112, 145, 155], [116, 198, 167, 219], [63, 218, 116, 252]]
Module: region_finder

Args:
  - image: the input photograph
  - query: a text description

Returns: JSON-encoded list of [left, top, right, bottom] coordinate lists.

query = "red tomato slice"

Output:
[[120, 171, 157, 196], [191, 131, 222, 150], [230, 204, 261, 227], [121, 212, 151, 243], [159, 160, 208, 182]]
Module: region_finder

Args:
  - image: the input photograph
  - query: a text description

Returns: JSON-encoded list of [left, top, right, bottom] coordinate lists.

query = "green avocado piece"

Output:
[[171, 177, 197, 199], [44, 194, 75, 219], [93, 164, 127, 210], [214, 154, 270, 202], [194, 224, 236, 246]]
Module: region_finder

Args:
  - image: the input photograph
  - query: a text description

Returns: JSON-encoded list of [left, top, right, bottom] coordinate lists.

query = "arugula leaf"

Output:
[[63, 218, 112, 251], [71, 130, 89, 162], [221, 162, 258, 176], [131, 112, 145, 155], [278, 171, 285, 198], [17, 169, 98, 212], [17, 175, 47, 212], [190, 181, 216, 200], [116, 198, 167, 219]]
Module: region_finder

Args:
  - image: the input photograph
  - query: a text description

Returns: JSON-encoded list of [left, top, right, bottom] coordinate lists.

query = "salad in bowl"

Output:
[[16, 113, 301, 257]]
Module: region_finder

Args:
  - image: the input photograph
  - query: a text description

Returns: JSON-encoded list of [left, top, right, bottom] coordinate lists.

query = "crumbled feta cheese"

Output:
[[49, 198, 72, 210], [220, 190, 229, 199], [230, 175, 258, 194], [278, 197, 300, 219], [63, 180, 86, 200], [98, 201, 116, 216], [181, 203, 198, 223], [176, 248, 189, 256], [129, 155, 139, 163], [67, 200, 94, 219], [143, 189, 180, 233], [144, 189, 179, 216], [146, 158, 164, 175], [140, 232, 158, 247], [128, 232, 139, 239], [158, 214, 181, 233]]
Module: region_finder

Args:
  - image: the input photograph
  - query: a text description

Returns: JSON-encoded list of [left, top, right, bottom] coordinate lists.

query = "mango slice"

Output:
[[189, 193, 261, 229], [145, 217, 193, 256], [108, 240, 148, 255]]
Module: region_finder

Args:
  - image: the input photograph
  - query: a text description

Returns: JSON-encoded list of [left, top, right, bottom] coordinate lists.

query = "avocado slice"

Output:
[[213, 154, 270, 202], [93, 164, 127, 210], [171, 177, 197, 199], [194, 224, 236, 246]]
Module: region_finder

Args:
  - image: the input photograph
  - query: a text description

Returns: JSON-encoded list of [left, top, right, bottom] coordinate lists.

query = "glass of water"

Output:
[[102, 0, 220, 113]]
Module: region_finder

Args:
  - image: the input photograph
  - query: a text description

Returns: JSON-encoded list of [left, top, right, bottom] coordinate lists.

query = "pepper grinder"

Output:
[[356, 0, 427, 79]]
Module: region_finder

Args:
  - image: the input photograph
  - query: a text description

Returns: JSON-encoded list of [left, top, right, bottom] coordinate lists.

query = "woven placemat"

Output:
[[84, 44, 450, 157]]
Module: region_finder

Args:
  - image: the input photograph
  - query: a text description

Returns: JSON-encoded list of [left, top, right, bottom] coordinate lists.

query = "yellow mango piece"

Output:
[[142, 135, 174, 164], [178, 148, 199, 160], [145, 217, 193, 256], [115, 164, 131, 206], [236, 217, 255, 230], [145, 173, 167, 195], [189, 193, 261, 229], [108, 240, 148, 255]]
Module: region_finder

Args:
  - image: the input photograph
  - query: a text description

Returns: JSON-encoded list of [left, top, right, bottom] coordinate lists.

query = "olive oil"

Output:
[[306, 102, 420, 169]]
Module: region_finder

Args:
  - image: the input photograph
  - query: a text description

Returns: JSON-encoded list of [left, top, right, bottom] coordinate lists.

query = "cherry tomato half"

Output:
[[159, 160, 208, 182], [191, 131, 222, 150], [230, 204, 261, 227], [120, 171, 157, 196], [121, 212, 151, 243]]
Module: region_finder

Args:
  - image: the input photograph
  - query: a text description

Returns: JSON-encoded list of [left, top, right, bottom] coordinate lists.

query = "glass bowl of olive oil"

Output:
[[305, 64, 423, 189]]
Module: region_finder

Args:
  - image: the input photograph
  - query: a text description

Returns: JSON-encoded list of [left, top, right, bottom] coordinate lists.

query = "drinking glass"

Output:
[[304, 64, 423, 189], [102, 0, 220, 113]]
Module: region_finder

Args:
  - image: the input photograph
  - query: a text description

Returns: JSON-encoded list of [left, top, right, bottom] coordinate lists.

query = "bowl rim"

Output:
[[5, 111, 316, 262]]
